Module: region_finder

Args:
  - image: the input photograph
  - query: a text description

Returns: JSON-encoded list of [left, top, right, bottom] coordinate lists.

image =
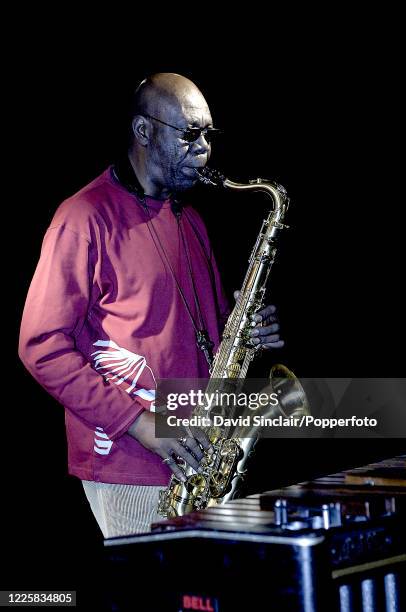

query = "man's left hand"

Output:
[[234, 290, 284, 350]]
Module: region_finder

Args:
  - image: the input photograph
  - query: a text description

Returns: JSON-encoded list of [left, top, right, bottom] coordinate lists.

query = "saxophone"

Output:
[[157, 168, 309, 518]]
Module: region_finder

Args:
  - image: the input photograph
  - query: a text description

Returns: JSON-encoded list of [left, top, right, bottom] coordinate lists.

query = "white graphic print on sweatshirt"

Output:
[[93, 427, 113, 455], [91, 339, 157, 456]]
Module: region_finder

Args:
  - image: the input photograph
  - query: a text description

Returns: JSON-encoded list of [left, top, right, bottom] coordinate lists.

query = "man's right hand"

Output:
[[127, 411, 211, 482]]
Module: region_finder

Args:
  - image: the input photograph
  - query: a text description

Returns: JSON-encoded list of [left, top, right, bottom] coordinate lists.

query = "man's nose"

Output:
[[192, 133, 211, 153]]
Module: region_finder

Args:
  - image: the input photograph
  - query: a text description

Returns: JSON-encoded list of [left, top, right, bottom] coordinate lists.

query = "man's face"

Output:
[[148, 91, 213, 193]]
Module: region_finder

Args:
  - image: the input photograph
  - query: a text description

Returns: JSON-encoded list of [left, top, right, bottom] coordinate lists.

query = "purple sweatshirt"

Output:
[[19, 167, 229, 485]]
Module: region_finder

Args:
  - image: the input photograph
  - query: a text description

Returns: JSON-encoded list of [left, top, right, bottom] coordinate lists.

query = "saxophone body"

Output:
[[158, 168, 308, 518]]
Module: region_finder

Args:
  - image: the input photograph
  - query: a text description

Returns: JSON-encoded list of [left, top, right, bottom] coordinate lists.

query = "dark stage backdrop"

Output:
[[7, 38, 404, 607]]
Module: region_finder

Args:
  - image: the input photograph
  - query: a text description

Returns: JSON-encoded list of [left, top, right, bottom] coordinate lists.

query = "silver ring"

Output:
[[162, 457, 174, 465]]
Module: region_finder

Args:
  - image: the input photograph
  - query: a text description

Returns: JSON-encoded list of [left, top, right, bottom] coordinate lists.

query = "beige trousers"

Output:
[[81, 480, 163, 538]]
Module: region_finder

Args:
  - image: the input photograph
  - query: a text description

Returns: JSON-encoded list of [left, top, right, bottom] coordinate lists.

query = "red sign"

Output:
[[182, 594, 215, 611]]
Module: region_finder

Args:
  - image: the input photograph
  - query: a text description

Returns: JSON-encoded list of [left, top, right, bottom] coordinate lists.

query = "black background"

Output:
[[5, 18, 404, 609]]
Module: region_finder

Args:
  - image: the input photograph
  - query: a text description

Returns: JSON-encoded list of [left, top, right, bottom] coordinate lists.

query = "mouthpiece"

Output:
[[196, 167, 226, 187]]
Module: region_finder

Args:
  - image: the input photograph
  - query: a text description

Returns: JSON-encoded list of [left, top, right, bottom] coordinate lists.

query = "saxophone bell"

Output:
[[269, 364, 311, 419]]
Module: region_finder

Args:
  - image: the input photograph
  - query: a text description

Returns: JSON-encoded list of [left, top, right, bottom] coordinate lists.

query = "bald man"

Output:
[[19, 73, 283, 537]]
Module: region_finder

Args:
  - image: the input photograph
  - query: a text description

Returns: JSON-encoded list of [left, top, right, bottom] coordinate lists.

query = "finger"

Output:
[[172, 441, 202, 473], [166, 458, 188, 482], [251, 332, 281, 344], [249, 323, 279, 337], [262, 340, 285, 349], [249, 316, 277, 329], [182, 437, 204, 462], [261, 333, 282, 344], [158, 449, 187, 483], [233, 290, 241, 301], [251, 305, 277, 323], [190, 428, 212, 451]]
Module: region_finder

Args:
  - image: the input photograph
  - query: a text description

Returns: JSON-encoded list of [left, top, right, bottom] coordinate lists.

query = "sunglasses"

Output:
[[143, 113, 221, 143]]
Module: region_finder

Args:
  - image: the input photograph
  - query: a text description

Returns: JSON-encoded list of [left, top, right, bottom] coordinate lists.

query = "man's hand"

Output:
[[127, 411, 211, 482], [234, 290, 284, 350]]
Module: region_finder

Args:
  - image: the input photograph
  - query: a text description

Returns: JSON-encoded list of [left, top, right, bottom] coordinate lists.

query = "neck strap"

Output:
[[112, 155, 184, 215]]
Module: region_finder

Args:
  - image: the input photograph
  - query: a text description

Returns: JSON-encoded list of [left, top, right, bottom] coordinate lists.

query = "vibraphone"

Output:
[[105, 455, 406, 611]]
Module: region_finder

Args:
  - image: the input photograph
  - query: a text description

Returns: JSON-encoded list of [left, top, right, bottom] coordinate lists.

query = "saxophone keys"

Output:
[[233, 347, 245, 361], [227, 363, 241, 377]]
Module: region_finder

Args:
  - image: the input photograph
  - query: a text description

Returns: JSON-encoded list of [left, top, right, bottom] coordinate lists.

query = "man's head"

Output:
[[129, 73, 214, 197]]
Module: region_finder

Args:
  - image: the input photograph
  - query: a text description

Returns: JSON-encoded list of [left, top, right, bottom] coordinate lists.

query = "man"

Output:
[[19, 73, 283, 538]]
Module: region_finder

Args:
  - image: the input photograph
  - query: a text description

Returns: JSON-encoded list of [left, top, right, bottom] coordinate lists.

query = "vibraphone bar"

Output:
[[105, 455, 406, 611]]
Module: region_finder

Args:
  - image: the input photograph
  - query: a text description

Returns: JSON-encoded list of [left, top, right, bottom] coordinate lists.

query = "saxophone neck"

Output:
[[196, 167, 289, 223]]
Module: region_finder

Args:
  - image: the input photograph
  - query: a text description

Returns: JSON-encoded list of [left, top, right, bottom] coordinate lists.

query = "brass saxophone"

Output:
[[157, 168, 309, 518]]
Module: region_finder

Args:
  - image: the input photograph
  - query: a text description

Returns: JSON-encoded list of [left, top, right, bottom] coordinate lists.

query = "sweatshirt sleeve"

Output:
[[18, 222, 145, 440]]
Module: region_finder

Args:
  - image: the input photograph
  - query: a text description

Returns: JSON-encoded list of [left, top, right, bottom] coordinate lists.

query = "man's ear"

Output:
[[132, 115, 150, 146]]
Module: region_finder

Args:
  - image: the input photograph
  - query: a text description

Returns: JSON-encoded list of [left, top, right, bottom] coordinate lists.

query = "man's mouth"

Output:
[[181, 166, 204, 176], [184, 156, 207, 169]]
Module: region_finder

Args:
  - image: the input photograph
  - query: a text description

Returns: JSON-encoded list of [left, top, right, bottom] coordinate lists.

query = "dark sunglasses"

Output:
[[143, 113, 221, 143]]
